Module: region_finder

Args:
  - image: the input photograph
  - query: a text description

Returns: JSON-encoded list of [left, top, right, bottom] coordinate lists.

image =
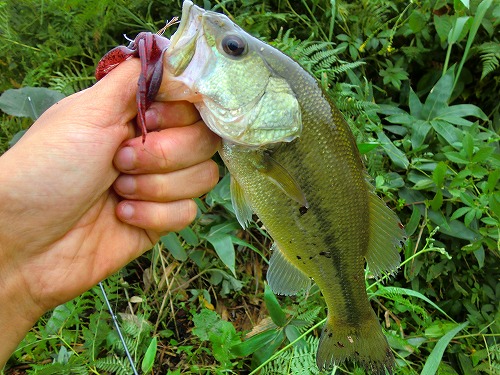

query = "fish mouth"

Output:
[[165, 1, 204, 77], [157, 0, 207, 102], [169, 1, 197, 50]]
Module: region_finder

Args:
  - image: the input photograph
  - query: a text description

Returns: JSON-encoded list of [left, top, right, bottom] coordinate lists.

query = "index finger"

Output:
[[145, 100, 201, 131]]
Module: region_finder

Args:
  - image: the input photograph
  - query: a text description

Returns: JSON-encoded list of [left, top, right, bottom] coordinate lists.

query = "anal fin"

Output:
[[267, 243, 311, 295], [366, 192, 406, 278]]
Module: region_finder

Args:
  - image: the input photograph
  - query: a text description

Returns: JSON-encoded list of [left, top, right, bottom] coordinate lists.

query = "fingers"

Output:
[[114, 159, 219, 202], [145, 101, 201, 131], [116, 199, 198, 232], [114, 120, 221, 173]]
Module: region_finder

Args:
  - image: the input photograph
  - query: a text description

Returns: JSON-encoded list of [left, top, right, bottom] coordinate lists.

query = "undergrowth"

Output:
[[1, 0, 499, 374]]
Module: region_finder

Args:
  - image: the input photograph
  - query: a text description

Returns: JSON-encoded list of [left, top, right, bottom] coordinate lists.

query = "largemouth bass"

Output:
[[159, 1, 405, 373]]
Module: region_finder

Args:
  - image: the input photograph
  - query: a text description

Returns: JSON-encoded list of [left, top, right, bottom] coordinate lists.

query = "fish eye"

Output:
[[221, 35, 246, 56]]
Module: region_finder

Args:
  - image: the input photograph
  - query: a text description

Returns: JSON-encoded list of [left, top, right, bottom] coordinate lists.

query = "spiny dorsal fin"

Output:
[[366, 191, 406, 278], [267, 243, 311, 295], [253, 152, 308, 208], [230, 175, 254, 229]]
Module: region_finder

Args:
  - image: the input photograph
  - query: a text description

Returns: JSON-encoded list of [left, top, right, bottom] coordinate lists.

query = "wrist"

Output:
[[0, 262, 42, 369]]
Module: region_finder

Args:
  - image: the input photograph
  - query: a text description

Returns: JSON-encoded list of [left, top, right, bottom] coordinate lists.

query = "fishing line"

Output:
[[98, 281, 139, 375]]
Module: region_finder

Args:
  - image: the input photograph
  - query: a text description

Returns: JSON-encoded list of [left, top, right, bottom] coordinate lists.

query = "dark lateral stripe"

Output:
[[283, 142, 363, 328]]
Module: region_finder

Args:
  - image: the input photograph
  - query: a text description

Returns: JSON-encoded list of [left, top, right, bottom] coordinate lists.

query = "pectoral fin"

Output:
[[365, 191, 406, 278], [267, 243, 311, 296], [230, 176, 254, 229], [254, 153, 308, 208]]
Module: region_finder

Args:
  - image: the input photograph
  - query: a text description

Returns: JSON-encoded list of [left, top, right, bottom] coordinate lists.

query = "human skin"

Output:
[[0, 59, 220, 367]]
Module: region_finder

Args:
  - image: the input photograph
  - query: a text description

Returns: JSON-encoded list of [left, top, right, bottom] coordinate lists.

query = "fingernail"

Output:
[[121, 203, 135, 220], [116, 146, 136, 171], [115, 175, 136, 194]]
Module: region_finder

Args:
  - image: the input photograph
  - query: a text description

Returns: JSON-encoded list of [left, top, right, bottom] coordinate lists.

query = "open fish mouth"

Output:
[[165, 1, 204, 76], [168, 1, 198, 49]]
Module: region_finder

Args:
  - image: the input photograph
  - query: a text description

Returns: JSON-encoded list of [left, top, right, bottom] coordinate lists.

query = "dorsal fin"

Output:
[[267, 243, 311, 296], [365, 190, 406, 278]]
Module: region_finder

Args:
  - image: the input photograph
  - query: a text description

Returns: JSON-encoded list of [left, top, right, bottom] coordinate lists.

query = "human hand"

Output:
[[0, 59, 220, 362]]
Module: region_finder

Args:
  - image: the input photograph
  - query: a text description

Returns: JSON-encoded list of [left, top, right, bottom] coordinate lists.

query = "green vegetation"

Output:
[[1, 0, 498, 374]]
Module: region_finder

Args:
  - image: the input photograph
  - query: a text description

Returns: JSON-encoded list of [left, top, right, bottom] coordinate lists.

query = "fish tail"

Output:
[[316, 313, 394, 375]]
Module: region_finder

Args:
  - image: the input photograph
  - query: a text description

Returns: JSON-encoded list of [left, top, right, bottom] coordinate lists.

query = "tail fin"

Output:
[[316, 313, 394, 375]]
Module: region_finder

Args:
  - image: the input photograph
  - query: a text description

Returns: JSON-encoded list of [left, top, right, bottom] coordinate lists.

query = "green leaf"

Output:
[[405, 208, 421, 237], [431, 190, 444, 211], [386, 113, 415, 125], [141, 337, 157, 374], [179, 227, 199, 246], [379, 287, 453, 320], [450, 206, 472, 221], [431, 119, 462, 145], [448, 16, 472, 45], [422, 69, 454, 120], [208, 220, 240, 237], [231, 330, 279, 357], [421, 322, 469, 375], [473, 247, 485, 268], [472, 147, 494, 163], [436, 104, 488, 121], [443, 220, 480, 241], [161, 233, 188, 261], [434, 14, 453, 43], [454, 0, 494, 87], [357, 142, 379, 154], [445, 151, 469, 164], [0, 87, 65, 119], [411, 120, 432, 149], [432, 162, 448, 188], [285, 324, 306, 348], [464, 208, 478, 226], [462, 133, 474, 159], [376, 130, 409, 169], [408, 88, 423, 118], [409, 10, 427, 33], [207, 233, 236, 276], [438, 116, 474, 127], [264, 284, 287, 327]]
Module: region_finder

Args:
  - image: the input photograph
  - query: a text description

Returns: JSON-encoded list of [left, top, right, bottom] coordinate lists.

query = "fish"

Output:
[[158, 1, 406, 373]]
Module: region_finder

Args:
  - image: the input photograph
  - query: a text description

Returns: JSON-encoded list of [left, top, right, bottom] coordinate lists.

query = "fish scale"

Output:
[[161, 1, 405, 373]]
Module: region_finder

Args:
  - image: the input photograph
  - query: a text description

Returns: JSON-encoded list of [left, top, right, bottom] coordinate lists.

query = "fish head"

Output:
[[159, 0, 302, 147]]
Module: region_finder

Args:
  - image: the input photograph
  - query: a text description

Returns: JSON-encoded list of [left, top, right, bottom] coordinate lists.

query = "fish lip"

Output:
[[169, 1, 193, 48], [168, 1, 204, 51]]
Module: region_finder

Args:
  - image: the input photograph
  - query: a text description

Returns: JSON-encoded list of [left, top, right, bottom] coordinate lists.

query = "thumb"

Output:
[[86, 58, 142, 127]]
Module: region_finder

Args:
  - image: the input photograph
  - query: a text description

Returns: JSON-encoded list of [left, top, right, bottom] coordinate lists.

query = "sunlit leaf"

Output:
[[0, 87, 65, 119], [421, 322, 469, 375], [264, 284, 287, 327], [141, 337, 157, 374], [376, 130, 409, 169], [422, 69, 454, 120], [207, 233, 236, 276], [161, 233, 188, 261]]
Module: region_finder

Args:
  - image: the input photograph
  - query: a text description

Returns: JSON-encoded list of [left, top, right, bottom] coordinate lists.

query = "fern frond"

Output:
[[294, 305, 322, 326], [476, 41, 500, 80], [261, 336, 321, 375], [94, 356, 132, 375], [49, 63, 95, 95]]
